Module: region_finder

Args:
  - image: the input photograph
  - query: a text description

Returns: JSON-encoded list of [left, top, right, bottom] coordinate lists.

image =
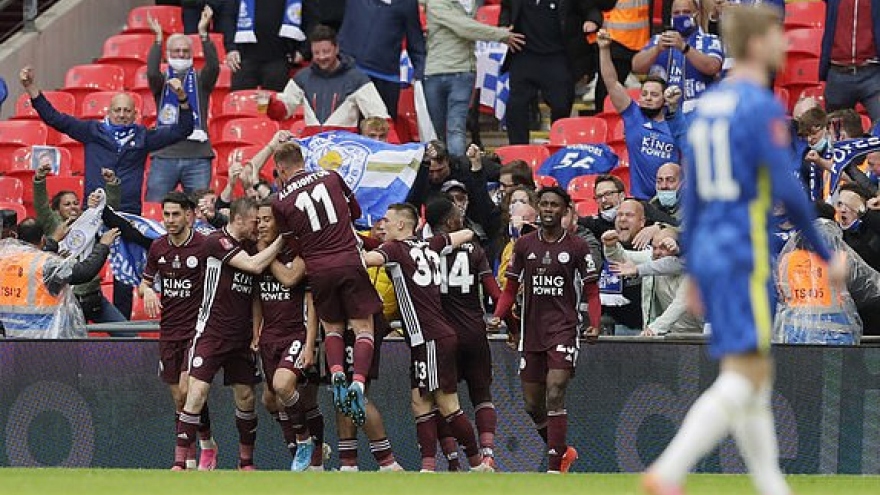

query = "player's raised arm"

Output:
[[228, 235, 284, 274], [270, 256, 307, 288], [448, 228, 474, 248]]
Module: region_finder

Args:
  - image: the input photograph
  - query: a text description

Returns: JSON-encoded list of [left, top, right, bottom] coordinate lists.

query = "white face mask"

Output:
[[168, 57, 193, 72]]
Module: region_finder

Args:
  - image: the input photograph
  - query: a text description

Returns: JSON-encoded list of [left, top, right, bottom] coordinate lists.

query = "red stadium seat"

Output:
[[535, 175, 558, 188], [211, 90, 272, 138], [218, 145, 270, 180], [289, 119, 307, 137], [418, 4, 427, 31], [210, 65, 234, 116], [214, 118, 280, 167], [80, 91, 144, 121], [574, 200, 598, 217], [0, 121, 49, 173], [188, 33, 227, 68], [608, 119, 626, 149], [55, 133, 85, 176], [494, 145, 550, 171], [798, 83, 826, 109], [124, 5, 183, 35], [774, 87, 791, 112], [141, 202, 164, 222], [11, 146, 72, 178], [780, 59, 820, 107], [97, 34, 155, 88], [567, 174, 599, 203], [610, 166, 631, 190], [784, 2, 825, 30], [13, 91, 76, 120], [63, 64, 126, 109], [475, 5, 501, 26], [0, 201, 27, 222], [549, 117, 608, 147], [0, 177, 24, 203], [44, 176, 84, 202], [861, 115, 873, 134], [785, 28, 822, 61]]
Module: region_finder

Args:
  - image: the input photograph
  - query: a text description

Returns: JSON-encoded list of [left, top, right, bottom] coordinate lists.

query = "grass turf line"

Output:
[[0, 470, 879, 495]]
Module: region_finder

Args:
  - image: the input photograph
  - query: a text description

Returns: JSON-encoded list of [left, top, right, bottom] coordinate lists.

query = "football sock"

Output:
[[325, 332, 345, 374], [197, 402, 212, 440], [547, 410, 568, 472], [274, 411, 298, 458], [235, 408, 258, 464], [733, 386, 791, 495], [415, 412, 438, 471], [370, 437, 396, 467], [306, 407, 325, 465], [338, 437, 358, 468], [475, 402, 497, 456], [352, 332, 375, 385], [175, 410, 200, 468], [444, 409, 482, 468]]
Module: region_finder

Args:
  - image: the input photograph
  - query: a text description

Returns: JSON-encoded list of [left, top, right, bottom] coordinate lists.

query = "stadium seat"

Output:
[[11, 146, 73, 178], [549, 117, 608, 147], [210, 65, 233, 117], [494, 145, 550, 171], [80, 91, 144, 122], [774, 87, 791, 112], [418, 4, 427, 32], [798, 84, 826, 109], [289, 119, 307, 137], [45, 176, 84, 202], [124, 5, 183, 35], [188, 33, 227, 69], [214, 118, 280, 170], [97, 34, 155, 88], [13, 91, 76, 120], [574, 199, 598, 217], [784, 2, 825, 30], [141, 202, 164, 222], [217, 144, 267, 178], [396, 86, 418, 143], [595, 89, 640, 124], [567, 174, 599, 203], [55, 133, 85, 176], [611, 166, 631, 190], [0, 177, 24, 203], [475, 5, 501, 26], [785, 28, 822, 62], [211, 90, 273, 139], [861, 115, 873, 134], [0, 121, 49, 171], [535, 175, 559, 188], [63, 64, 126, 109], [780, 59, 821, 108], [608, 119, 626, 150], [0, 201, 27, 222]]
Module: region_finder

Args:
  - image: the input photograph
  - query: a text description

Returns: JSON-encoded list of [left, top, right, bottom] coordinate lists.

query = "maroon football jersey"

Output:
[[376, 235, 456, 345], [434, 237, 492, 343], [505, 230, 599, 352], [142, 229, 206, 341], [195, 228, 258, 343], [272, 169, 364, 273], [257, 249, 308, 344]]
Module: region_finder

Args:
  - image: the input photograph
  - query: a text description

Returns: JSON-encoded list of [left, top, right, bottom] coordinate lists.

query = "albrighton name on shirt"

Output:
[[278, 170, 330, 200]]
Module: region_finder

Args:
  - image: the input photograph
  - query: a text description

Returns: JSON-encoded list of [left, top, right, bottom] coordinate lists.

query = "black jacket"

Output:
[[499, 0, 614, 80], [843, 210, 880, 273]]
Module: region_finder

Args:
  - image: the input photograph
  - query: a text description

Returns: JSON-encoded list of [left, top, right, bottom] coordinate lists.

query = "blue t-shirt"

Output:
[[537, 144, 619, 189], [621, 102, 680, 200], [645, 30, 723, 113]]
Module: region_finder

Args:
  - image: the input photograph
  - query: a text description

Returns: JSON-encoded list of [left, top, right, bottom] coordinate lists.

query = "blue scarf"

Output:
[[235, 0, 304, 44], [102, 118, 137, 150], [830, 135, 880, 193], [158, 67, 206, 142]]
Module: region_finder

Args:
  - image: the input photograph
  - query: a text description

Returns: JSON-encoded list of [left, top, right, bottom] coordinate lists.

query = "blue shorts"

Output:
[[695, 272, 776, 360]]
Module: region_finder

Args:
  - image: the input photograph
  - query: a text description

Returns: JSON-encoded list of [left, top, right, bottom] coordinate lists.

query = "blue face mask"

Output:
[[671, 14, 697, 37], [657, 190, 678, 208], [811, 137, 828, 153]]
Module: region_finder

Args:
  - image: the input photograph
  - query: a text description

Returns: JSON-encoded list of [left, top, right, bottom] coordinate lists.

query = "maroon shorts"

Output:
[[189, 334, 260, 386], [310, 265, 382, 323], [456, 336, 493, 396], [519, 340, 579, 384], [259, 337, 319, 392], [158, 339, 192, 385], [411, 336, 458, 395]]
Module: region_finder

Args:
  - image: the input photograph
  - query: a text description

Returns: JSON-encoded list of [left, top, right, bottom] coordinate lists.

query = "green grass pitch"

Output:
[[0, 470, 878, 495]]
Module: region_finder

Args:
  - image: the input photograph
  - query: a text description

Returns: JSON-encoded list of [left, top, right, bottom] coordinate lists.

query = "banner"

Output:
[[108, 212, 166, 288], [298, 131, 424, 226], [538, 144, 620, 189], [829, 135, 880, 192], [476, 41, 509, 121]]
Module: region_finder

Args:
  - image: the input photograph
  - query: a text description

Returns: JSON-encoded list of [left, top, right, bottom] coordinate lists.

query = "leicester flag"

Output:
[[108, 213, 166, 287]]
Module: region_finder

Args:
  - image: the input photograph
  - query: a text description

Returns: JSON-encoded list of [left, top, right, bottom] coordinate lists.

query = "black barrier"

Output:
[[1, 340, 879, 473]]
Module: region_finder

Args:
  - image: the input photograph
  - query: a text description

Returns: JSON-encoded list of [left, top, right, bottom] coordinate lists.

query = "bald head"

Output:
[[107, 93, 137, 126], [656, 162, 682, 191], [615, 199, 646, 243]]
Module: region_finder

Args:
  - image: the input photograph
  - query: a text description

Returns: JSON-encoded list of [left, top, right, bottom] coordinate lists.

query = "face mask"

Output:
[[640, 105, 663, 120], [671, 14, 697, 37], [600, 206, 618, 222], [657, 189, 678, 208], [168, 57, 193, 72], [811, 137, 828, 153]]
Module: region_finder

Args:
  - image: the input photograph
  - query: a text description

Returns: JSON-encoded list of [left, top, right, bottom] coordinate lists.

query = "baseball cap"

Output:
[[441, 180, 467, 194]]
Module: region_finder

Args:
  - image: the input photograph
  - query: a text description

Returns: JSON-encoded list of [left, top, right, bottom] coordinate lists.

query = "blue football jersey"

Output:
[[681, 79, 832, 277], [645, 30, 724, 113], [621, 102, 681, 200], [537, 144, 619, 189]]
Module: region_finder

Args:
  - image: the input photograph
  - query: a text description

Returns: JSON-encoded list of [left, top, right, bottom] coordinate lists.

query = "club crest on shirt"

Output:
[[303, 136, 368, 190], [558, 251, 570, 263], [186, 256, 199, 268]]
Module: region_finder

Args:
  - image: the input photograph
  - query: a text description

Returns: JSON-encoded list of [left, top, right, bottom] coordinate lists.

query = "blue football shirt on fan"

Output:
[[645, 30, 723, 113], [621, 101, 681, 200]]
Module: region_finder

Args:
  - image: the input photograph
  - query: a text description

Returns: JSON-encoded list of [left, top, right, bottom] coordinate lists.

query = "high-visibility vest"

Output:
[[0, 251, 61, 333], [603, 0, 651, 52]]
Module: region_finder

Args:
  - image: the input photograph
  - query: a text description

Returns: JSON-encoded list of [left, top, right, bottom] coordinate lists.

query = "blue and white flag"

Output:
[[829, 135, 880, 193], [476, 41, 509, 121], [298, 131, 425, 226], [538, 144, 619, 189], [108, 213, 166, 287]]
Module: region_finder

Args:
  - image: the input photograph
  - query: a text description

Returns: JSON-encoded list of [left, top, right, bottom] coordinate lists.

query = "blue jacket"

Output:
[[32, 93, 193, 214], [338, 0, 426, 80], [819, 0, 880, 81]]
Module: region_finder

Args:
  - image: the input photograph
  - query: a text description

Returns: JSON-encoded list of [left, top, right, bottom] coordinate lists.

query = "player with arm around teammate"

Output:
[[642, 6, 848, 495], [172, 198, 284, 471], [139, 192, 218, 470], [489, 187, 601, 474], [363, 203, 494, 473]]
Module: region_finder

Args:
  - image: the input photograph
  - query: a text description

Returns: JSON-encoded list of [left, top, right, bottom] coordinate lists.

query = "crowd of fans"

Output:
[[0, 0, 878, 345]]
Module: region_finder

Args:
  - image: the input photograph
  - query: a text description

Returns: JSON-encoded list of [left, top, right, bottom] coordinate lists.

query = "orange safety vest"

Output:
[[781, 249, 833, 308], [0, 251, 61, 313], [602, 0, 651, 52]]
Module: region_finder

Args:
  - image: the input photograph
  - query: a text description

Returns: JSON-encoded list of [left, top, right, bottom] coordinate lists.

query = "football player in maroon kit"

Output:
[[271, 142, 382, 426], [490, 187, 601, 473], [140, 192, 218, 470], [172, 198, 284, 471], [425, 197, 502, 469], [364, 203, 494, 473]]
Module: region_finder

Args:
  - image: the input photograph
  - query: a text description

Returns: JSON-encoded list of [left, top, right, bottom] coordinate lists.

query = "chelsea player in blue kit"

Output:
[[637, 6, 847, 495]]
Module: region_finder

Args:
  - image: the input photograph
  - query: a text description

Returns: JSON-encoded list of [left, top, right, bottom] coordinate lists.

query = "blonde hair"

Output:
[[721, 4, 783, 60], [273, 142, 304, 169], [360, 116, 389, 135]]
